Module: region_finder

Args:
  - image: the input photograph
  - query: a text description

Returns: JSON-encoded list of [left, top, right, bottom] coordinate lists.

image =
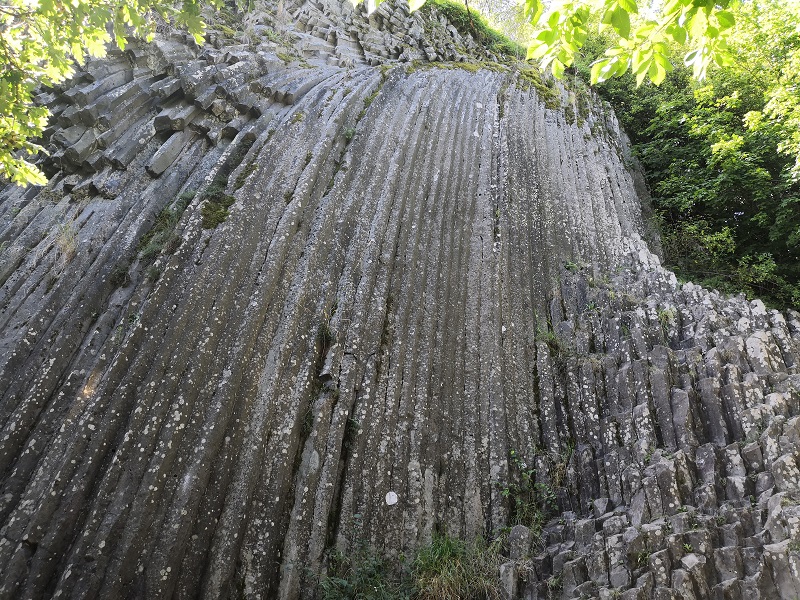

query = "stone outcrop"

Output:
[[0, 0, 799, 598]]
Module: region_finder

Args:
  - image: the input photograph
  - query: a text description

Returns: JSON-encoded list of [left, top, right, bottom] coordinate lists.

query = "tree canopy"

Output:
[[0, 0, 778, 187], [574, 0, 800, 307], [0, 0, 217, 186], [524, 0, 739, 84]]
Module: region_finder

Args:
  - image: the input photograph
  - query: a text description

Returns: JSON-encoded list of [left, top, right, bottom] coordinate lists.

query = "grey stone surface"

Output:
[[0, 0, 800, 598]]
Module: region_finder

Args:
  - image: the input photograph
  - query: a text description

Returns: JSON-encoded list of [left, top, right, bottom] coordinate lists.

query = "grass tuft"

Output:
[[413, 535, 504, 600]]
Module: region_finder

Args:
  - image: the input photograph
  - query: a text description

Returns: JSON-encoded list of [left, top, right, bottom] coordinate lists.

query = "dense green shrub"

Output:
[[575, 0, 800, 308]]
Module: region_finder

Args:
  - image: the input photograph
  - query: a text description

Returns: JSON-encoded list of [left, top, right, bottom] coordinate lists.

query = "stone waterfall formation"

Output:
[[1, 0, 800, 598]]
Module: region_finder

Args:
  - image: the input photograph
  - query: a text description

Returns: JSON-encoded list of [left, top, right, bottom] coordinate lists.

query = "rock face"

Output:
[[1, 1, 800, 598]]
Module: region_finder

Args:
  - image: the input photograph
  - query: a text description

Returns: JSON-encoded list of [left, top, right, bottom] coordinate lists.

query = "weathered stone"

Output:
[[0, 1, 799, 598], [508, 525, 532, 560], [714, 546, 744, 581], [145, 130, 194, 176], [671, 568, 698, 600], [763, 541, 800, 599], [772, 455, 800, 492]]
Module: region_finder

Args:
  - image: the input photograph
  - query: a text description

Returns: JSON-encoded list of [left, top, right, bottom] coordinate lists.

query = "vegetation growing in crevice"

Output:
[[320, 545, 412, 600], [514, 65, 560, 110], [357, 68, 391, 121], [318, 443, 570, 599], [139, 190, 194, 262], [109, 261, 132, 288], [201, 187, 236, 229], [319, 534, 507, 600], [200, 137, 256, 229], [500, 448, 560, 538], [405, 59, 506, 76], [413, 535, 505, 600], [234, 161, 257, 190]]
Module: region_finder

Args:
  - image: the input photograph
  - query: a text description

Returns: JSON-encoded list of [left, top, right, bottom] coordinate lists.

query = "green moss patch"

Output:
[[200, 183, 236, 229], [516, 66, 561, 109]]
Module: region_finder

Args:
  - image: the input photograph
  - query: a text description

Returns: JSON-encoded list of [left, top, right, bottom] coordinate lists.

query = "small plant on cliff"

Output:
[[657, 307, 677, 336], [320, 546, 411, 600], [200, 182, 236, 229], [501, 449, 557, 539], [139, 193, 192, 261]]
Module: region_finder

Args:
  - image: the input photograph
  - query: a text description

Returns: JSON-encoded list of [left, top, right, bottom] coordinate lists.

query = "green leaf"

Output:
[[633, 51, 653, 75], [176, 11, 205, 40], [653, 42, 669, 55], [653, 52, 673, 71], [85, 35, 108, 57], [610, 7, 631, 39], [525, 0, 543, 23], [679, 6, 696, 27], [548, 11, 561, 28], [667, 24, 688, 45], [618, 0, 638, 14], [590, 57, 616, 84], [687, 8, 707, 39], [636, 63, 650, 86], [527, 42, 549, 60], [536, 28, 558, 45], [634, 22, 654, 39], [551, 58, 565, 78], [651, 64, 667, 84], [716, 10, 734, 30], [713, 48, 735, 67], [614, 58, 629, 77]]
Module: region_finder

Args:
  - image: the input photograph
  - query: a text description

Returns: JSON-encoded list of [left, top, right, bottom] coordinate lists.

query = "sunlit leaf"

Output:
[[527, 42, 549, 60], [636, 62, 650, 86], [714, 48, 735, 67], [590, 57, 616, 84], [524, 0, 543, 23], [610, 6, 631, 39], [552, 58, 565, 78], [633, 51, 652, 75], [667, 24, 688, 45], [716, 10, 734, 30], [653, 52, 673, 71]]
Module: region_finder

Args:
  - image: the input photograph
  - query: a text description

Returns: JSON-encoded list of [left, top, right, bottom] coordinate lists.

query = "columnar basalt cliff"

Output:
[[1, 1, 800, 598]]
